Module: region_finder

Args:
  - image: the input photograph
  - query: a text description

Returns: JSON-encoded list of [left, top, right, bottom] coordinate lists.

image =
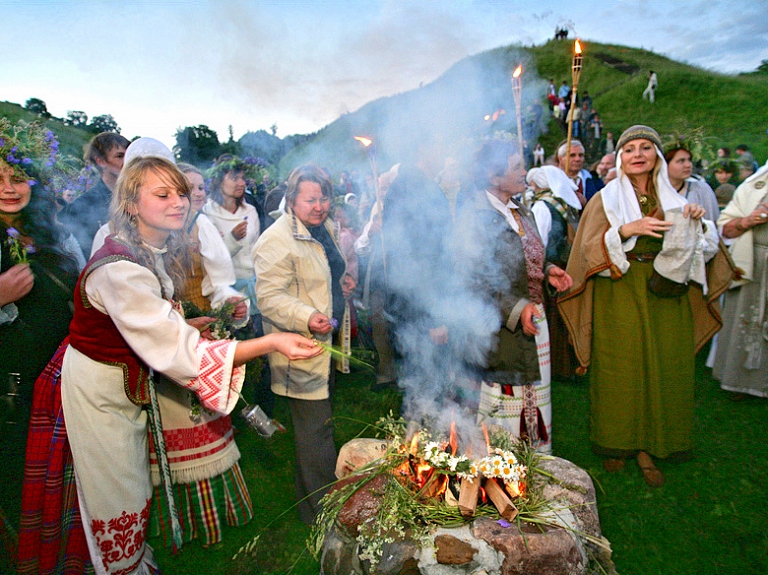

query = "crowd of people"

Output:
[[1, 110, 766, 574]]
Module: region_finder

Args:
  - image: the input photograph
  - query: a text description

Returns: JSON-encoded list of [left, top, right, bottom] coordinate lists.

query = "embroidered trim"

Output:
[[91, 497, 151, 574]]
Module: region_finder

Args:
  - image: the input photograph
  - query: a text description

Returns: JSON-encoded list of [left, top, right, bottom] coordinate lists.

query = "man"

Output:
[[735, 144, 759, 172], [557, 139, 596, 204], [603, 131, 616, 154], [61, 132, 129, 257], [642, 70, 658, 103], [596, 152, 616, 180], [558, 81, 570, 101]]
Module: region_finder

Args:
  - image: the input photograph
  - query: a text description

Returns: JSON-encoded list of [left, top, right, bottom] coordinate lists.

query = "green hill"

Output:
[[0, 100, 93, 162], [278, 39, 768, 178]]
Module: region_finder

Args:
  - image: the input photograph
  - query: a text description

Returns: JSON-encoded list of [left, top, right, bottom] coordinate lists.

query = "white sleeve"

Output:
[[86, 261, 243, 414], [530, 202, 552, 249], [89, 224, 111, 258], [196, 215, 243, 309]]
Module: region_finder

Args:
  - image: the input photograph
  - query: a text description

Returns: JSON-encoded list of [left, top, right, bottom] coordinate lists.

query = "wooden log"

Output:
[[484, 478, 519, 521], [458, 476, 481, 518]]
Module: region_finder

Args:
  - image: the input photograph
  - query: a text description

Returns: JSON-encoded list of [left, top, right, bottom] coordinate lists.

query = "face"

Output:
[[185, 171, 206, 212], [739, 166, 754, 181], [96, 145, 126, 180], [0, 161, 32, 223], [717, 148, 727, 158], [220, 171, 245, 200], [559, 145, 585, 176], [597, 153, 616, 178], [291, 180, 330, 227], [667, 149, 692, 182], [715, 169, 732, 184], [620, 139, 658, 177], [131, 168, 190, 247], [496, 156, 527, 196], [61, 189, 77, 203]]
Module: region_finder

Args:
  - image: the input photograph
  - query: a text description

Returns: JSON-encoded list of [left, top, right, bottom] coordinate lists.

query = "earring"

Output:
[[129, 214, 137, 228]]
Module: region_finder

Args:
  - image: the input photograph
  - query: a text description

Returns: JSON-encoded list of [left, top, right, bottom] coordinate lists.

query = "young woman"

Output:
[[17, 157, 320, 574]]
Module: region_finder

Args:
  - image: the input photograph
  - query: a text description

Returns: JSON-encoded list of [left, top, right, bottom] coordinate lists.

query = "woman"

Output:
[[17, 156, 321, 574], [203, 155, 260, 315], [0, 120, 83, 530], [559, 126, 730, 486], [527, 166, 582, 382], [712, 162, 768, 398], [253, 164, 354, 523], [664, 146, 720, 221], [455, 141, 572, 454]]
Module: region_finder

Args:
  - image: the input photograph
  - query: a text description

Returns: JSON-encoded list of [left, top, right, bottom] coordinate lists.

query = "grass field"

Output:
[[142, 344, 768, 575]]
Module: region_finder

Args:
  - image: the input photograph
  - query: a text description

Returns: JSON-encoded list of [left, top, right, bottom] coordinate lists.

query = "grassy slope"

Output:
[[280, 39, 768, 177], [0, 101, 92, 161]]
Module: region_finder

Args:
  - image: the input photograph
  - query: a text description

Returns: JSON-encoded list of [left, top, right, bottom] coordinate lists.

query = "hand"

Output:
[[231, 220, 248, 241], [342, 274, 356, 299], [429, 325, 449, 345], [308, 311, 333, 335], [0, 263, 34, 307], [271, 333, 323, 360], [520, 303, 541, 337], [745, 203, 768, 229], [547, 266, 573, 292], [683, 203, 705, 220], [227, 296, 248, 320], [620, 217, 673, 239], [186, 316, 216, 340]]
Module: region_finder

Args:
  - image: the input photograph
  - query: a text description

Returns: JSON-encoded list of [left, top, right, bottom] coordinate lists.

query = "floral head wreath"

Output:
[[0, 118, 79, 189], [205, 155, 270, 188], [660, 127, 714, 164]]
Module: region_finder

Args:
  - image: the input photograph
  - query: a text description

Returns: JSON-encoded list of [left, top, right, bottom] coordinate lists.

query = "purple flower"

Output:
[[0, 137, 5, 147], [21, 157, 33, 165], [25, 246, 36, 255], [10, 146, 18, 154], [27, 180, 37, 186], [45, 130, 54, 141], [7, 227, 20, 239], [497, 519, 512, 528], [329, 318, 340, 330]]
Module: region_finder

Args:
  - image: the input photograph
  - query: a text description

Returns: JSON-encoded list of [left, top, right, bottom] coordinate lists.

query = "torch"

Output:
[[565, 39, 583, 175], [510, 64, 525, 171], [354, 136, 380, 206]]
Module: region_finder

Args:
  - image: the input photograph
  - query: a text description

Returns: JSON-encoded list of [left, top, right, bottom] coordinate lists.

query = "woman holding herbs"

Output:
[[17, 156, 321, 575]]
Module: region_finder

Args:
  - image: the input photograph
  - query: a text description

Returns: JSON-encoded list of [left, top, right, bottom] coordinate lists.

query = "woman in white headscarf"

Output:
[[559, 125, 732, 487], [712, 160, 768, 398], [527, 166, 582, 382]]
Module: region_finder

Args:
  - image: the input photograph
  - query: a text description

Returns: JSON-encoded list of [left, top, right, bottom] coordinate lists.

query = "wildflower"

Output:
[[329, 317, 339, 329], [21, 158, 33, 165], [25, 246, 36, 255], [7, 227, 20, 239]]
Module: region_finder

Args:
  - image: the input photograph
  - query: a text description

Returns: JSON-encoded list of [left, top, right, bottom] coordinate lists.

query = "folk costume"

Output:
[[558, 126, 731, 460], [713, 162, 768, 397], [17, 237, 245, 575], [528, 166, 582, 381], [456, 190, 553, 453]]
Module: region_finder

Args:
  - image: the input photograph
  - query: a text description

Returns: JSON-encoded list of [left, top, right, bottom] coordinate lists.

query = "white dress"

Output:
[[61, 247, 244, 575]]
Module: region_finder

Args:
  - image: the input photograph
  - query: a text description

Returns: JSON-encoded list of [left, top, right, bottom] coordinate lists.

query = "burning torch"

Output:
[[565, 39, 583, 174]]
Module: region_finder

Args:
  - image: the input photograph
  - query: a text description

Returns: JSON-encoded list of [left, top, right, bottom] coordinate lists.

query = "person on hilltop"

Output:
[[60, 132, 130, 257], [559, 125, 732, 487], [642, 70, 658, 103]]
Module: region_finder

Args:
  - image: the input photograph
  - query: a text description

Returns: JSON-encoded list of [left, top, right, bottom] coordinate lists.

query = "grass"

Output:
[[141, 343, 767, 575]]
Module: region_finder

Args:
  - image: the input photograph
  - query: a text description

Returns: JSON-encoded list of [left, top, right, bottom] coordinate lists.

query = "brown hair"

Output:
[[84, 132, 130, 170]]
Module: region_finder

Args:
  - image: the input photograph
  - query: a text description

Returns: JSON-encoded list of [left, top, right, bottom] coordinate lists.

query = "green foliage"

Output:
[[1, 101, 90, 161], [174, 124, 221, 165], [24, 97, 49, 117], [88, 113, 120, 134]]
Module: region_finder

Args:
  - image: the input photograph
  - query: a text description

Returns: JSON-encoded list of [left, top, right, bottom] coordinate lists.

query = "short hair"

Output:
[[736, 144, 749, 152], [177, 162, 203, 179], [285, 164, 333, 206], [663, 147, 691, 164], [84, 132, 130, 168], [557, 140, 584, 158]]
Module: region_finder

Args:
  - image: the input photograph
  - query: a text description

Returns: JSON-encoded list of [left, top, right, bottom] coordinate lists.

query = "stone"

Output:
[[435, 534, 477, 564], [335, 474, 388, 536], [336, 438, 391, 479]]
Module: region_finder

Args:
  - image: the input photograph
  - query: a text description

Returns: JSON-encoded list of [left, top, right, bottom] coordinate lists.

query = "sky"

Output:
[[4, 0, 768, 151]]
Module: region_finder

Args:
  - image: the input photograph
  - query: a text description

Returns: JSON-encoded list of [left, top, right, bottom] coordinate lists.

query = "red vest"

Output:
[[68, 237, 152, 405]]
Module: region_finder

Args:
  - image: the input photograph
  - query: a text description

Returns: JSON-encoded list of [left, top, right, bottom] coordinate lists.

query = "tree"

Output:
[[25, 98, 50, 117], [174, 125, 221, 164], [270, 123, 278, 136], [756, 59, 768, 75], [88, 114, 120, 134], [64, 110, 89, 128]]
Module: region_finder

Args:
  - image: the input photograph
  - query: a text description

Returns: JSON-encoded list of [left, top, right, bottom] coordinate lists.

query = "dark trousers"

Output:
[[287, 383, 337, 524]]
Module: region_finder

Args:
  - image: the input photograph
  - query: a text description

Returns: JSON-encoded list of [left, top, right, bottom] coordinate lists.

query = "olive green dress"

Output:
[[590, 202, 695, 459]]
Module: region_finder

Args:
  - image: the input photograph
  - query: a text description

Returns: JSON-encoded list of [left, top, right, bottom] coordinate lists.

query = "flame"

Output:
[[512, 65, 522, 78], [505, 481, 524, 499], [482, 423, 491, 455], [354, 136, 372, 147], [449, 419, 458, 456], [574, 39, 582, 54], [484, 114, 491, 121], [409, 433, 419, 455]]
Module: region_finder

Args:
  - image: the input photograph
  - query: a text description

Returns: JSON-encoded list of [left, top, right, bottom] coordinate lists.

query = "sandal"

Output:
[[602, 458, 625, 472], [637, 451, 665, 487]]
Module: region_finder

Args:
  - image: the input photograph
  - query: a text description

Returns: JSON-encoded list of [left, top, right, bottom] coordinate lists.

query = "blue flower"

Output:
[[45, 130, 54, 141], [10, 146, 18, 154], [7, 227, 20, 239], [329, 318, 340, 330], [25, 246, 36, 255], [21, 158, 33, 165], [27, 179, 37, 186], [0, 137, 5, 147]]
